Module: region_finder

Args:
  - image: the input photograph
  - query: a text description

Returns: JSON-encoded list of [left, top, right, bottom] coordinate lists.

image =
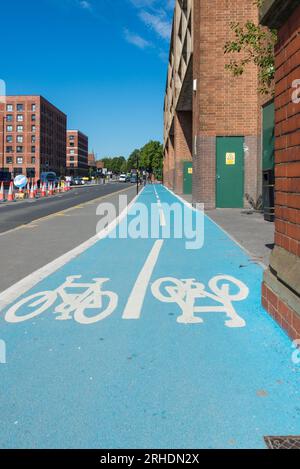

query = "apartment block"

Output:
[[164, 0, 261, 208], [0, 96, 66, 180], [66, 130, 89, 177]]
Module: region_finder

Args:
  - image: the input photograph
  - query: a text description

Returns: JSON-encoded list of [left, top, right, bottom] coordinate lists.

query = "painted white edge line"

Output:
[[0, 187, 146, 311], [163, 185, 267, 270]]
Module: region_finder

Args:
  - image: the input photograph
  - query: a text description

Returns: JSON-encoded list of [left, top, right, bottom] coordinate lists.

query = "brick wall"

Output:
[[273, 4, 300, 257], [173, 111, 192, 194], [192, 0, 260, 207], [164, 136, 175, 190], [262, 1, 300, 341]]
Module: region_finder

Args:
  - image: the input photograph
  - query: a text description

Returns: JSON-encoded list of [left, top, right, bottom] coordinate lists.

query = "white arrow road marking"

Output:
[[122, 239, 164, 320]]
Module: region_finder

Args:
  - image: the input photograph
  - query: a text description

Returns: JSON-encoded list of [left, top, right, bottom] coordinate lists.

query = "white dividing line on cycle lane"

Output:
[[122, 239, 164, 320], [0, 187, 146, 313], [154, 185, 166, 227]]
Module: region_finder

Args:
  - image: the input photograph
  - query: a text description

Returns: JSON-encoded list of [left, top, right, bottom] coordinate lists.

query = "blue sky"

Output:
[[1, 0, 174, 158]]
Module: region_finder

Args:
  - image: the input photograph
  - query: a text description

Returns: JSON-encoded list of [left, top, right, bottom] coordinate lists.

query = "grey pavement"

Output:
[[0, 185, 136, 292], [181, 194, 274, 267]]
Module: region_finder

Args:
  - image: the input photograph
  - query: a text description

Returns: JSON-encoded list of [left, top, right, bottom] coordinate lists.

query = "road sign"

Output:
[[14, 174, 28, 189]]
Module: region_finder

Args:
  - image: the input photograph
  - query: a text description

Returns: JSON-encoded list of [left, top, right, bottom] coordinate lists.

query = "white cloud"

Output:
[[79, 0, 92, 11], [139, 10, 172, 40], [124, 29, 152, 49], [129, 0, 156, 7]]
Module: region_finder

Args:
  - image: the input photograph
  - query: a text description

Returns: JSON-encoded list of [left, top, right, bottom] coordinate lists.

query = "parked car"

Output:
[[119, 174, 127, 183], [74, 177, 85, 185], [130, 175, 138, 184], [40, 172, 57, 185]]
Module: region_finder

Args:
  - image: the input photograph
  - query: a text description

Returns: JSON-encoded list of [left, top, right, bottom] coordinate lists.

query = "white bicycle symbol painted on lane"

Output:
[[5, 275, 118, 325], [5, 273, 249, 328], [151, 275, 249, 328]]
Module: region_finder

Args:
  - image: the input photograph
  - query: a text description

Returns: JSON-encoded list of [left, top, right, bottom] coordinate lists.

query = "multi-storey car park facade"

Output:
[[163, 0, 263, 209], [66, 130, 89, 177], [0, 96, 66, 180]]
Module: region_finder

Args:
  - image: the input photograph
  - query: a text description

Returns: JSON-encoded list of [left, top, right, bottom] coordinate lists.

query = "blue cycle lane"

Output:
[[0, 184, 299, 449]]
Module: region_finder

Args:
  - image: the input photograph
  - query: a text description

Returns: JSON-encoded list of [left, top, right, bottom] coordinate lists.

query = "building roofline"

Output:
[[4, 95, 67, 117], [260, 0, 299, 28], [67, 130, 88, 139]]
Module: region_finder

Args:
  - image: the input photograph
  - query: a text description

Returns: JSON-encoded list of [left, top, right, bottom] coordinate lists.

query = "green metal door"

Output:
[[183, 162, 192, 194], [262, 101, 275, 170], [216, 136, 244, 208]]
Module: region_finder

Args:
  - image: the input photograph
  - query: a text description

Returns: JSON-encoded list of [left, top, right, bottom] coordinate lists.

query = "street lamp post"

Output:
[[2, 115, 6, 172]]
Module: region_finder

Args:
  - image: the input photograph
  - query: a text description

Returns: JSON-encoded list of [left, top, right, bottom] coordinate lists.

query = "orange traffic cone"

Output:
[[0, 182, 5, 202], [34, 183, 38, 197], [29, 184, 35, 199], [7, 182, 14, 202], [48, 182, 54, 196], [41, 182, 46, 197]]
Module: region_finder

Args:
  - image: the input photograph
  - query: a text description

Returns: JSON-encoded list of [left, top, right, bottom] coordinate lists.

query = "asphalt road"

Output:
[[0, 182, 132, 233]]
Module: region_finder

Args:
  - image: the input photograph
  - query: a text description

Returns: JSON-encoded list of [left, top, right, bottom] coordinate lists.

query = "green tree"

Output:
[[140, 140, 163, 179], [127, 149, 141, 171], [97, 156, 126, 174], [224, 0, 277, 94]]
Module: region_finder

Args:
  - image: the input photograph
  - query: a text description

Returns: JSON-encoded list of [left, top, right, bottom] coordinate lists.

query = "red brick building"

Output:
[[0, 96, 66, 180], [261, 0, 300, 339], [164, 0, 261, 209], [66, 130, 89, 177], [88, 151, 96, 169]]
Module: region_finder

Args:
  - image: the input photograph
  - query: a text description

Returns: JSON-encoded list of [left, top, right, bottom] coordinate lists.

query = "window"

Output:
[[6, 125, 13, 132], [69, 163, 75, 168], [6, 136, 13, 143], [17, 125, 23, 132], [27, 168, 36, 178], [32, 125, 36, 132], [31, 146, 36, 153], [17, 104, 24, 112], [6, 104, 13, 112], [16, 146, 23, 153], [70, 149, 75, 155], [70, 142, 75, 147], [6, 157, 13, 164], [6, 115, 13, 122], [31, 157, 36, 164], [16, 157, 23, 164], [6, 146, 13, 153], [69, 156, 74, 162], [17, 114, 24, 122], [31, 104, 36, 111], [31, 114, 36, 121], [16, 135, 23, 143], [31, 135, 36, 143]]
